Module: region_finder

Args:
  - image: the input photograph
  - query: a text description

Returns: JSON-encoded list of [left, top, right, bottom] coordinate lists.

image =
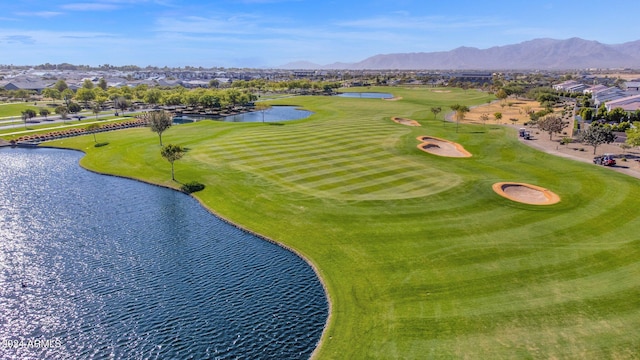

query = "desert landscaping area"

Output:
[[463, 98, 640, 179]]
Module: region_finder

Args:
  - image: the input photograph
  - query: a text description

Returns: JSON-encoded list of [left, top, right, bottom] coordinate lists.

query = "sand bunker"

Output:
[[416, 136, 472, 158], [492, 182, 560, 205], [384, 96, 403, 101], [392, 117, 421, 126]]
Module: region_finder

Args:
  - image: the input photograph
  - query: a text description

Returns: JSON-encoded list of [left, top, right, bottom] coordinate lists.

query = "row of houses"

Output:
[[553, 79, 640, 113], [0, 76, 232, 94]]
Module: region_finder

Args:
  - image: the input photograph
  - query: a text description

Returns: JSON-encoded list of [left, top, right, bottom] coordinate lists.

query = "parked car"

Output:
[[593, 154, 616, 166]]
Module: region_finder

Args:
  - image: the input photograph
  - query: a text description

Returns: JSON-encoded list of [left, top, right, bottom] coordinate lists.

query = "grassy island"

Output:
[[48, 87, 640, 359]]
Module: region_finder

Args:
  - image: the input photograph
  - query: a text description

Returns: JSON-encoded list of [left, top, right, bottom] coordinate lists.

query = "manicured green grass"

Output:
[[48, 87, 640, 359], [0, 102, 57, 118]]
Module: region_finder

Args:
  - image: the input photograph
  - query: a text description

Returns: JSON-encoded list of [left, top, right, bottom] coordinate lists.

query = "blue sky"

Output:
[[1, 0, 640, 68]]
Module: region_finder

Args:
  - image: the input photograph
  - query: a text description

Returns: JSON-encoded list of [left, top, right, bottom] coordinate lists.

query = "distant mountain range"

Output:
[[279, 38, 640, 70]]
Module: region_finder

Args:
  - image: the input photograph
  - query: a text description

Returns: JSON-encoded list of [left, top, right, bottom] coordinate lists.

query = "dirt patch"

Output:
[[392, 117, 421, 126], [432, 90, 451, 93], [492, 182, 560, 205], [465, 99, 545, 127], [417, 136, 472, 158]]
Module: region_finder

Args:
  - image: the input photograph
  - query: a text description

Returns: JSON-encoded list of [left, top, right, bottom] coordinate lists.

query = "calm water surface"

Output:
[[223, 106, 312, 123], [0, 147, 327, 359], [174, 106, 312, 124]]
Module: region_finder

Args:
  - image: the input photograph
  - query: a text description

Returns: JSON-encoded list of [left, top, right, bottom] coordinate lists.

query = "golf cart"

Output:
[[593, 154, 616, 166], [519, 128, 532, 140]]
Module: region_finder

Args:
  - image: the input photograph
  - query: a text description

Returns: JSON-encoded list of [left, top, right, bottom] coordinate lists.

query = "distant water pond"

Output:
[[174, 105, 312, 124], [0, 147, 327, 359], [337, 92, 393, 99]]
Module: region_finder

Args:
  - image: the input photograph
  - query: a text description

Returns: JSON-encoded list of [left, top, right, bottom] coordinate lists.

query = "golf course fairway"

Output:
[[48, 87, 640, 359]]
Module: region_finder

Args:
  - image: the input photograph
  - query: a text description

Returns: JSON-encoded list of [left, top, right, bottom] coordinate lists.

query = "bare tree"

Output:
[[480, 113, 489, 126]]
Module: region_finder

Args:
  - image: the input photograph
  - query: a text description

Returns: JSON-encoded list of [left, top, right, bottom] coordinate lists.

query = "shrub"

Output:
[[181, 181, 205, 193], [560, 137, 572, 145]]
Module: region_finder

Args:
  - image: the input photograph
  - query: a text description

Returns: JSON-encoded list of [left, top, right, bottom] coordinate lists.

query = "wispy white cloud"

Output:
[[154, 13, 277, 35], [337, 15, 507, 31], [61, 3, 120, 11], [16, 11, 64, 18], [0, 29, 119, 44], [2, 35, 36, 45]]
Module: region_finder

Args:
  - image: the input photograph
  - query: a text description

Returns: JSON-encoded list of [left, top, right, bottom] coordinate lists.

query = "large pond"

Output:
[[174, 105, 312, 124], [0, 147, 327, 359], [336, 92, 393, 99]]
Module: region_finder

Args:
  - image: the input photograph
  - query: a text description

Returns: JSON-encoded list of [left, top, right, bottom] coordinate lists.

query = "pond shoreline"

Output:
[[40, 144, 333, 359]]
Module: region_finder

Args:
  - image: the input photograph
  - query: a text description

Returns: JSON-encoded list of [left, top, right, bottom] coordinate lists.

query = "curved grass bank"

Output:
[[47, 87, 640, 359]]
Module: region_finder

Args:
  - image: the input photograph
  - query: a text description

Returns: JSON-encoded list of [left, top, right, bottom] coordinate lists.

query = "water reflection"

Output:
[[0, 147, 327, 359]]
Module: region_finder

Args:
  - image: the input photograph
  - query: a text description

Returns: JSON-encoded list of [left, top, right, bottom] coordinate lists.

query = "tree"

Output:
[[92, 104, 102, 119], [87, 123, 100, 143], [114, 96, 130, 114], [580, 107, 593, 121], [494, 112, 502, 123], [62, 88, 74, 107], [625, 126, 640, 149], [450, 104, 469, 133], [15, 89, 29, 101], [144, 88, 163, 105], [21, 111, 28, 129], [430, 106, 442, 120], [55, 105, 68, 121], [199, 92, 221, 108], [82, 79, 94, 89], [67, 102, 82, 114], [480, 113, 489, 126], [509, 118, 518, 126], [39, 108, 50, 120], [209, 79, 220, 88], [537, 115, 567, 140], [160, 144, 185, 181], [608, 107, 627, 123], [596, 104, 608, 120], [147, 110, 173, 146], [54, 80, 68, 92], [496, 89, 508, 103], [579, 124, 617, 154], [97, 78, 108, 91], [75, 88, 95, 108], [42, 88, 61, 101]]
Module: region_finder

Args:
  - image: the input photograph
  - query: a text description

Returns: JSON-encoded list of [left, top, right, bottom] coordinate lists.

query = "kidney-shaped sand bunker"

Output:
[[492, 182, 560, 205], [416, 136, 472, 158]]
